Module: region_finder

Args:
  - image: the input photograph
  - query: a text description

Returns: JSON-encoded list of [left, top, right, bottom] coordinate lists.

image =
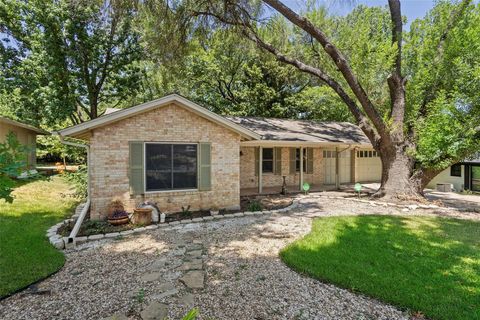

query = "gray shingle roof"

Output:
[[226, 116, 371, 145]]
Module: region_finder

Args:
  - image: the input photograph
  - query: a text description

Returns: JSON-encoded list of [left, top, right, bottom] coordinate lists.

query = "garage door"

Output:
[[323, 149, 351, 185], [356, 150, 382, 182]]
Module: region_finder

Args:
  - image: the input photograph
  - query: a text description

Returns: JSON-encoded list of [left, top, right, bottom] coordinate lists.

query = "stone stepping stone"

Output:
[[140, 302, 168, 320], [148, 258, 166, 270], [176, 259, 203, 271], [185, 243, 203, 251], [157, 282, 176, 292], [141, 272, 162, 282], [167, 259, 183, 269], [179, 270, 205, 289], [101, 314, 128, 320], [186, 249, 202, 258], [177, 293, 195, 307], [152, 288, 179, 300]]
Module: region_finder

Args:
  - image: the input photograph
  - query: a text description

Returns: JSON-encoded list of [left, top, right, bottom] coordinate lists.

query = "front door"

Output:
[[472, 166, 480, 192]]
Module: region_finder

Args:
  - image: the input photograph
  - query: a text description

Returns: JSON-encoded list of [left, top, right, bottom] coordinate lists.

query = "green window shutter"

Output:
[[274, 147, 282, 175], [198, 142, 211, 191], [289, 148, 296, 174], [306, 148, 314, 174], [129, 141, 144, 195], [254, 147, 259, 176]]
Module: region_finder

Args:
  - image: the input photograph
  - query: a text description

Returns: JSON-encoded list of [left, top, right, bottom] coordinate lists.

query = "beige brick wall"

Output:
[[240, 146, 324, 190], [89, 103, 241, 220]]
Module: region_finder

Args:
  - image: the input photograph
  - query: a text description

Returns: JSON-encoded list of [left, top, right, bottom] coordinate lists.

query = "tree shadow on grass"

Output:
[[280, 215, 480, 320]]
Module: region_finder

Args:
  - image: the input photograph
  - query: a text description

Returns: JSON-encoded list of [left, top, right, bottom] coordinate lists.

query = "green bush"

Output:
[[0, 132, 27, 202], [247, 200, 262, 212], [63, 165, 88, 199]]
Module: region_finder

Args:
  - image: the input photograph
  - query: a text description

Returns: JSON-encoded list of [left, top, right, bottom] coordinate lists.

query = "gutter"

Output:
[[55, 132, 91, 247]]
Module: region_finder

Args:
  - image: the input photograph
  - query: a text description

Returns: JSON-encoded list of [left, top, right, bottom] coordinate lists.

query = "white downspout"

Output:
[[55, 133, 90, 246]]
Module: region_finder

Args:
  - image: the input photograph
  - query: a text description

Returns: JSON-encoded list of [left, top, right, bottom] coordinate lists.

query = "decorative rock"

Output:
[[192, 239, 203, 244], [402, 208, 409, 212], [120, 230, 134, 236], [180, 219, 192, 224], [202, 216, 214, 221], [213, 215, 224, 219], [253, 211, 263, 215], [141, 272, 162, 282], [191, 218, 203, 223], [408, 205, 418, 210], [186, 243, 203, 251], [88, 234, 105, 241], [178, 293, 195, 307], [104, 232, 121, 238], [145, 225, 158, 230], [233, 212, 244, 217], [169, 221, 180, 225], [75, 236, 88, 245], [179, 270, 205, 289], [52, 239, 65, 250], [140, 302, 168, 320]]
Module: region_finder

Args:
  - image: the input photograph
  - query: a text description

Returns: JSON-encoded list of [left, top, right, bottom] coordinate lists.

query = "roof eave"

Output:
[[57, 94, 260, 140]]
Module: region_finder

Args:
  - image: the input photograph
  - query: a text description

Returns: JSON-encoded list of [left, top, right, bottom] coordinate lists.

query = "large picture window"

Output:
[[145, 143, 197, 191]]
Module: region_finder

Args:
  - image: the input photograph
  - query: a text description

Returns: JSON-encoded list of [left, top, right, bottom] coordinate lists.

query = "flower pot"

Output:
[[132, 208, 152, 225], [108, 216, 129, 226]]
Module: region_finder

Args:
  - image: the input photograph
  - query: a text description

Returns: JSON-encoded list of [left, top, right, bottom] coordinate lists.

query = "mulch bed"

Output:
[[59, 194, 295, 237]]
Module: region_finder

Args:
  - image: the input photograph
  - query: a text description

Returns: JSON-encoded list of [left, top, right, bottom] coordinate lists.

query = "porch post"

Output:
[[258, 146, 263, 194], [299, 146, 304, 191], [335, 146, 340, 189]]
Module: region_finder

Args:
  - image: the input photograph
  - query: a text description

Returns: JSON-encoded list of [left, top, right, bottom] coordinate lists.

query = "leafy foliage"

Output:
[[0, 132, 27, 203], [0, 0, 144, 125], [63, 166, 88, 199]]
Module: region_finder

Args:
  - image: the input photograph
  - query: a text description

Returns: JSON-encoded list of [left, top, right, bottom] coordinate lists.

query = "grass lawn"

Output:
[[280, 215, 480, 320], [0, 176, 78, 298]]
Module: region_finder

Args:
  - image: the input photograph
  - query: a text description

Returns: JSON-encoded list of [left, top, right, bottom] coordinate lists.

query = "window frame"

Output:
[[144, 142, 199, 193], [450, 164, 462, 177], [295, 148, 307, 173], [262, 147, 274, 173]]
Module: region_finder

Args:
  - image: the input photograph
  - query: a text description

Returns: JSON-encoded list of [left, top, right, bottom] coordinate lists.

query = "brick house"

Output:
[[58, 94, 381, 220]]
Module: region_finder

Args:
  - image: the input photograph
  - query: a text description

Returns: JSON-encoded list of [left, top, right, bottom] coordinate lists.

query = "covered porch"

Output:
[[239, 141, 358, 196]]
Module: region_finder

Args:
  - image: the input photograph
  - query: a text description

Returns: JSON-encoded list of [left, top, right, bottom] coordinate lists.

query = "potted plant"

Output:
[[107, 200, 129, 225], [210, 205, 219, 216], [132, 207, 152, 225]]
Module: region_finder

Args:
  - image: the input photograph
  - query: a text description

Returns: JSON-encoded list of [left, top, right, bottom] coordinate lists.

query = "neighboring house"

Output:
[[0, 116, 49, 169], [58, 94, 380, 220], [427, 156, 480, 192]]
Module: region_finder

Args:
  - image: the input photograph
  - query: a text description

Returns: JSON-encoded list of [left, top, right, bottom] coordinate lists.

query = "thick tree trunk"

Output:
[[375, 144, 424, 200]]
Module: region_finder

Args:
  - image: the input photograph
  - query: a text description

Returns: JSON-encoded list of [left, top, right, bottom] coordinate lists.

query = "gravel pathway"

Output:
[[1, 195, 478, 320]]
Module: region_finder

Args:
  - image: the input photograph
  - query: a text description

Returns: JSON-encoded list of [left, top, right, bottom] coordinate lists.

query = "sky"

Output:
[[280, 0, 436, 29]]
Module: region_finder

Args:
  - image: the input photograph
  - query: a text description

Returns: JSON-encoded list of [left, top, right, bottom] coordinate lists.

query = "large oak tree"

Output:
[[143, 0, 480, 199]]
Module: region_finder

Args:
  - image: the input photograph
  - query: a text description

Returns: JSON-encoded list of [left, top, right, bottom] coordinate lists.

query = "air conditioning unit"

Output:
[[436, 183, 452, 192]]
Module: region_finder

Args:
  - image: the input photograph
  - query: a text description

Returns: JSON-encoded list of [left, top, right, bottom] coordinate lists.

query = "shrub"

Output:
[[247, 200, 262, 212], [63, 165, 88, 199], [0, 132, 27, 202]]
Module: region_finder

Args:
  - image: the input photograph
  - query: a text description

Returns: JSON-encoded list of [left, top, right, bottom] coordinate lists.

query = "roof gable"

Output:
[[0, 116, 49, 135], [57, 94, 261, 140]]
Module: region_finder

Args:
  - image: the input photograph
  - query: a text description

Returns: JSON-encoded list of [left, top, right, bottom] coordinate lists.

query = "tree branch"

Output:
[[387, 0, 406, 138], [262, 0, 387, 138]]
